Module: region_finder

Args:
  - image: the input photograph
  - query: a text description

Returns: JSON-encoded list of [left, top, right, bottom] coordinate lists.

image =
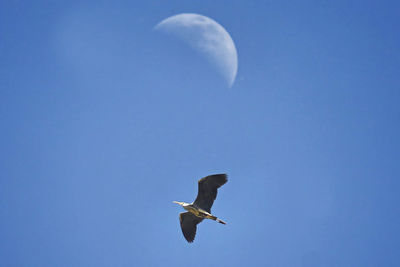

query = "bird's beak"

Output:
[[173, 201, 184, 206]]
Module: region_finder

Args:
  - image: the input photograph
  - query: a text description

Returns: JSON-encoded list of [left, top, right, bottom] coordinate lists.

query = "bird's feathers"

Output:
[[179, 212, 203, 243], [193, 174, 227, 212]]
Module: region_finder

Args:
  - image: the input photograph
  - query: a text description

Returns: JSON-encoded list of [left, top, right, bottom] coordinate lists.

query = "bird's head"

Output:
[[173, 201, 186, 206]]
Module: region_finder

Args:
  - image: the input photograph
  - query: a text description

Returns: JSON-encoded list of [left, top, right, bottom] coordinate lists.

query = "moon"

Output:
[[155, 13, 238, 87]]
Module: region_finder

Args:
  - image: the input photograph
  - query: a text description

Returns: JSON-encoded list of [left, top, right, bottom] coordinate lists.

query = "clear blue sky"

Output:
[[1, 1, 399, 266]]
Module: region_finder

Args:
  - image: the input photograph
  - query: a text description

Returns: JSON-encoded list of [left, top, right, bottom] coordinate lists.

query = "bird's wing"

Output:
[[179, 212, 203, 243], [193, 174, 227, 213]]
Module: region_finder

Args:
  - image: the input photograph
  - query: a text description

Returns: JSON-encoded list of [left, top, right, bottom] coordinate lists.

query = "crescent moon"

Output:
[[155, 13, 238, 87]]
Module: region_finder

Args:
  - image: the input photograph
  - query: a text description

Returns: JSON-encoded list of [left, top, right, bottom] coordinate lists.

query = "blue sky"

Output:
[[1, 1, 399, 266]]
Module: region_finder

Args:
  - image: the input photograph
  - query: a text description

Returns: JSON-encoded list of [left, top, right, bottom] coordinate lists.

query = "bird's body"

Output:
[[173, 201, 226, 224], [173, 174, 228, 242]]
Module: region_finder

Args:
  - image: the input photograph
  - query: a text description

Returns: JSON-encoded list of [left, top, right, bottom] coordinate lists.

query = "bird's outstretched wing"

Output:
[[179, 212, 203, 243], [193, 174, 227, 213]]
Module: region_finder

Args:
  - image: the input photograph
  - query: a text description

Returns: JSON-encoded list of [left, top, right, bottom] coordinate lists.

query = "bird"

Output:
[[173, 174, 228, 242]]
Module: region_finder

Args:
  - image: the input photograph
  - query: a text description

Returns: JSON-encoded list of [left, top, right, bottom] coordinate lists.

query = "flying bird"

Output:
[[173, 174, 228, 243]]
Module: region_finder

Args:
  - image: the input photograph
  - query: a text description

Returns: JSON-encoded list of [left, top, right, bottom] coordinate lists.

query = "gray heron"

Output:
[[173, 174, 228, 242]]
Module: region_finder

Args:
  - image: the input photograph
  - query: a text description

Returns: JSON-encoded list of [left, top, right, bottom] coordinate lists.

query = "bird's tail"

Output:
[[216, 218, 227, 225], [209, 215, 227, 225]]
